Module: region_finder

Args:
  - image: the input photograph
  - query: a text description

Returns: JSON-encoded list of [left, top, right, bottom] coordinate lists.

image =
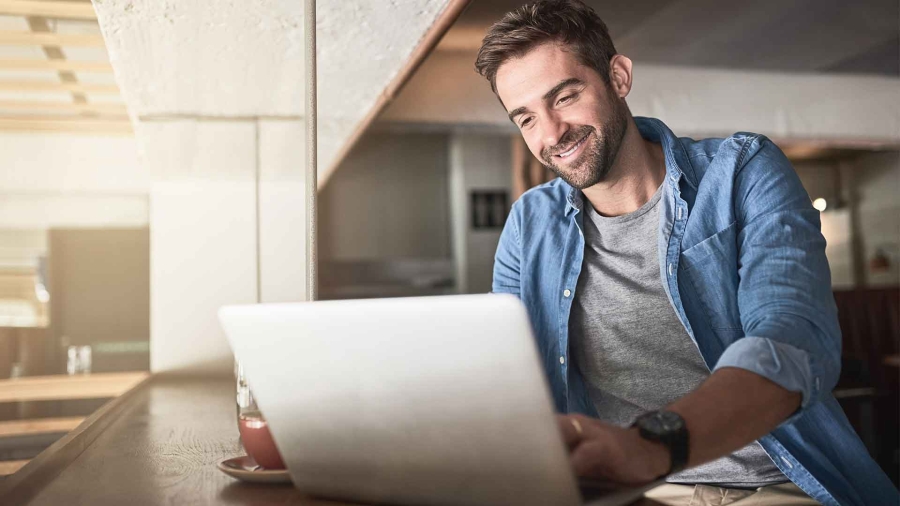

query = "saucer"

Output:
[[217, 455, 292, 484]]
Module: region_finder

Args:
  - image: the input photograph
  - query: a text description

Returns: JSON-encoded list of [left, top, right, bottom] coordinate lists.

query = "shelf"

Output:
[[0, 417, 84, 438], [0, 459, 28, 476], [0, 372, 149, 403]]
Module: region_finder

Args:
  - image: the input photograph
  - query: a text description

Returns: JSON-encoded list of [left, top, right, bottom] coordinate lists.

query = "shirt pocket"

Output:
[[680, 222, 742, 331]]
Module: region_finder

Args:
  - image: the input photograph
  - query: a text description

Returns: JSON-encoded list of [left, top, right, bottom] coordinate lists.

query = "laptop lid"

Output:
[[219, 294, 581, 506]]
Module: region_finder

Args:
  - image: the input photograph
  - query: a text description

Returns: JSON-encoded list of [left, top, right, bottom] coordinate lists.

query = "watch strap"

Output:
[[632, 410, 690, 476]]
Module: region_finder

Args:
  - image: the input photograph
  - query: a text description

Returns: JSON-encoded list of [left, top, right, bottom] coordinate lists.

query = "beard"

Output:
[[539, 98, 628, 190]]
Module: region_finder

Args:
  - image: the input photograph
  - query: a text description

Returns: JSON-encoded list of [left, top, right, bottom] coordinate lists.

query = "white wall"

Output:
[[0, 133, 148, 230], [258, 120, 308, 304], [449, 133, 513, 294], [319, 131, 451, 261], [0, 131, 148, 322], [0, 230, 46, 270], [0, 194, 148, 230], [150, 181, 257, 374], [855, 151, 900, 287], [382, 51, 900, 145], [0, 134, 145, 193], [796, 151, 900, 289]]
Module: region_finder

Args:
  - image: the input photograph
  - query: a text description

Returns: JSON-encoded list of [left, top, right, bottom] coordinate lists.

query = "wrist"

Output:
[[629, 427, 671, 480], [631, 410, 690, 477]]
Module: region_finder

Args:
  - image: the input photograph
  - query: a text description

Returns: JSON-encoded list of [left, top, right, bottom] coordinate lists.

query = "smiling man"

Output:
[[475, 1, 897, 505]]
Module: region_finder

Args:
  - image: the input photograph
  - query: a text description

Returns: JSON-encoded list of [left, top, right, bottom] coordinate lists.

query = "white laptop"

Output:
[[219, 294, 654, 506]]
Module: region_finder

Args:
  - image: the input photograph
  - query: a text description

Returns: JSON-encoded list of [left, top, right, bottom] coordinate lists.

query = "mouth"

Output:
[[553, 132, 590, 160]]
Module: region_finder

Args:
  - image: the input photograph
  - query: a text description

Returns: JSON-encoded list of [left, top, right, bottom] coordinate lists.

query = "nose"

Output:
[[540, 114, 569, 150]]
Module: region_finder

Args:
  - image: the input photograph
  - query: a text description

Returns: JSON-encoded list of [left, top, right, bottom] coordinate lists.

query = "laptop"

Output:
[[219, 294, 656, 506]]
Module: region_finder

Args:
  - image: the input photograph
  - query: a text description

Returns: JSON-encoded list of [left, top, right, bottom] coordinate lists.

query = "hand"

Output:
[[557, 414, 670, 486]]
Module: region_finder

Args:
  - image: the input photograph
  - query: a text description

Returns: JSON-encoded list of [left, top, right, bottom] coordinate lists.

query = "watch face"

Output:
[[642, 411, 684, 435]]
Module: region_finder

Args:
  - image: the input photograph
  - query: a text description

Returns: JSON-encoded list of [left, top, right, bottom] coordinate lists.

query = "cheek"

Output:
[[522, 131, 544, 160]]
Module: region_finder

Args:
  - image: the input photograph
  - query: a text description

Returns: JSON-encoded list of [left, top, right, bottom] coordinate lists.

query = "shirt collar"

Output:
[[563, 116, 697, 216]]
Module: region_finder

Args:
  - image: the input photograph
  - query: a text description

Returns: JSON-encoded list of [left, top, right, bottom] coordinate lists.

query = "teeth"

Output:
[[557, 137, 585, 158]]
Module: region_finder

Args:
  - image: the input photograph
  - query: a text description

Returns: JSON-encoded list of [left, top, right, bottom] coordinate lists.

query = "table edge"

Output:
[[0, 372, 155, 505]]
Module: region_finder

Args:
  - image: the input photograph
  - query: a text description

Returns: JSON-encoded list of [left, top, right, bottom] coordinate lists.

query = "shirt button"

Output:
[[563, 289, 571, 297], [667, 263, 674, 276], [559, 356, 565, 365]]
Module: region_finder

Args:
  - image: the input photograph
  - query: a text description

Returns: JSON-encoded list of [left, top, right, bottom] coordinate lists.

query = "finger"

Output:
[[571, 439, 611, 479], [556, 415, 582, 448]]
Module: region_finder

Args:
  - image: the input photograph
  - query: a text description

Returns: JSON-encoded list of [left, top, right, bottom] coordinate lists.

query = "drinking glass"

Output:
[[235, 361, 285, 469]]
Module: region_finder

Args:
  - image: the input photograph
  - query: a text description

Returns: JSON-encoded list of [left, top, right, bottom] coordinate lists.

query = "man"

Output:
[[475, 1, 897, 505]]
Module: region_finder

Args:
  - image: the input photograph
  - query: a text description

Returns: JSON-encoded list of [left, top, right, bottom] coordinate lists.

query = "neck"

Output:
[[582, 119, 666, 217]]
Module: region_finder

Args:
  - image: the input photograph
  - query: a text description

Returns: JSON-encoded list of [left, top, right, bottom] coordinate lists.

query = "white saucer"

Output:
[[217, 455, 292, 484]]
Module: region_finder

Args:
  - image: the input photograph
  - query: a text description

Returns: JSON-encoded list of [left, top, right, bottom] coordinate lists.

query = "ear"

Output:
[[608, 55, 633, 99]]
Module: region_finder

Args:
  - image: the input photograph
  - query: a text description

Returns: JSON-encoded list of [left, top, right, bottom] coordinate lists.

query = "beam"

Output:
[[0, 80, 118, 94], [0, 30, 104, 47], [322, 0, 472, 187], [27, 17, 89, 105], [0, 116, 132, 135], [0, 59, 112, 72], [0, 372, 149, 403], [0, 100, 126, 114], [0, 1, 96, 20]]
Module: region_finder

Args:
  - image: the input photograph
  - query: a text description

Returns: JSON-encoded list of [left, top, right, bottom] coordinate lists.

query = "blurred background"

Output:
[[0, 0, 896, 485]]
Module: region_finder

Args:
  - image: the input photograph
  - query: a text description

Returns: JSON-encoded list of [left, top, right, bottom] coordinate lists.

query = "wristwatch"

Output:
[[631, 410, 690, 476]]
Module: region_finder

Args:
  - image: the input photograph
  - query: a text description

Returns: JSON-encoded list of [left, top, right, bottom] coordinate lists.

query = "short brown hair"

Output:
[[474, 0, 617, 94]]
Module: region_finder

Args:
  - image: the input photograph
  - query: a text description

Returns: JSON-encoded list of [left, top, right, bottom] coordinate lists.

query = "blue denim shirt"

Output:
[[492, 117, 898, 506]]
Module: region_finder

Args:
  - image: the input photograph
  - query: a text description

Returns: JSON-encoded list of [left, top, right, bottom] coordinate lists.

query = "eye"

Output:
[[556, 93, 576, 106], [519, 117, 534, 128]]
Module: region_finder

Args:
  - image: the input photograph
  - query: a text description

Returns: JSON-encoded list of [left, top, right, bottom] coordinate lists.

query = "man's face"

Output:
[[496, 43, 628, 189]]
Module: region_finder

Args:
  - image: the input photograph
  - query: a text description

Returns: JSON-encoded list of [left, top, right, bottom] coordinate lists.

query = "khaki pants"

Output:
[[644, 482, 820, 506]]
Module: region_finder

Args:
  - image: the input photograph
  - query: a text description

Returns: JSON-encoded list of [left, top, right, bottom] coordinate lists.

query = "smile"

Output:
[[555, 133, 589, 159]]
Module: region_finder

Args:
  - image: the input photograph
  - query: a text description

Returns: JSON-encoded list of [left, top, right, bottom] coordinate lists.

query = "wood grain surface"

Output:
[[0, 375, 658, 506], [0, 375, 368, 505]]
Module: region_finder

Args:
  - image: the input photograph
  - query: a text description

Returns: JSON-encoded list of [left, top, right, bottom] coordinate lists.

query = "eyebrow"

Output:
[[507, 77, 585, 123]]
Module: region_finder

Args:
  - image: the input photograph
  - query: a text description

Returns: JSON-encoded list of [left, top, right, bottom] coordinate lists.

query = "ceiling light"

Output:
[[812, 198, 827, 212]]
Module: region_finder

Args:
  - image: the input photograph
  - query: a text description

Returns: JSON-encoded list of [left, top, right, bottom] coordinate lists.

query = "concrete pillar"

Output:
[[258, 120, 308, 304], [92, 0, 464, 373], [144, 119, 309, 374], [144, 121, 258, 374]]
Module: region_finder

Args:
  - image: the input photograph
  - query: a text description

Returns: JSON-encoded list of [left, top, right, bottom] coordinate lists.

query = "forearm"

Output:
[[666, 367, 801, 468]]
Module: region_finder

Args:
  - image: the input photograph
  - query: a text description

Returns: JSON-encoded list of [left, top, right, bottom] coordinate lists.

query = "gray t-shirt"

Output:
[[569, 184, 786, 487]]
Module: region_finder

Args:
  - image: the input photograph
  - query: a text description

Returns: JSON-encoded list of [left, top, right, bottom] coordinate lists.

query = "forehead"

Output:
[[495, 43, 590, 109]]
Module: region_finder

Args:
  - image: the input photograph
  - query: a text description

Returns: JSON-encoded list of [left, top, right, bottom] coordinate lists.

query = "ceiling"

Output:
[[437, 0, 899, 76], [0, 0, 129, 135]]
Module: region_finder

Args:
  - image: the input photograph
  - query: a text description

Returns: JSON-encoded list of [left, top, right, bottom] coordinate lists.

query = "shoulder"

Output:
[[510, 177, 569, 220], [680, 132, 790, 183]]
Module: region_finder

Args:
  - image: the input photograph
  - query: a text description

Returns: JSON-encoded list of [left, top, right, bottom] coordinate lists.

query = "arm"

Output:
[[666, 367, 800, 469], [559, 137, 839, 483], [559, 368, 799, 483], [492, 202, 522, 296]]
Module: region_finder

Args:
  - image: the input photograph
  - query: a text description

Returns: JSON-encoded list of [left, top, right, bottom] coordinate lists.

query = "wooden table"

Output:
[[0, 375, 655, 505]]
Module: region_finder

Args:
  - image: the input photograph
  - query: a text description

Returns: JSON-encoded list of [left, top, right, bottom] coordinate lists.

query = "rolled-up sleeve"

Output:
[[492, 202, 522, 297], [712, 136, 841, 412]]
